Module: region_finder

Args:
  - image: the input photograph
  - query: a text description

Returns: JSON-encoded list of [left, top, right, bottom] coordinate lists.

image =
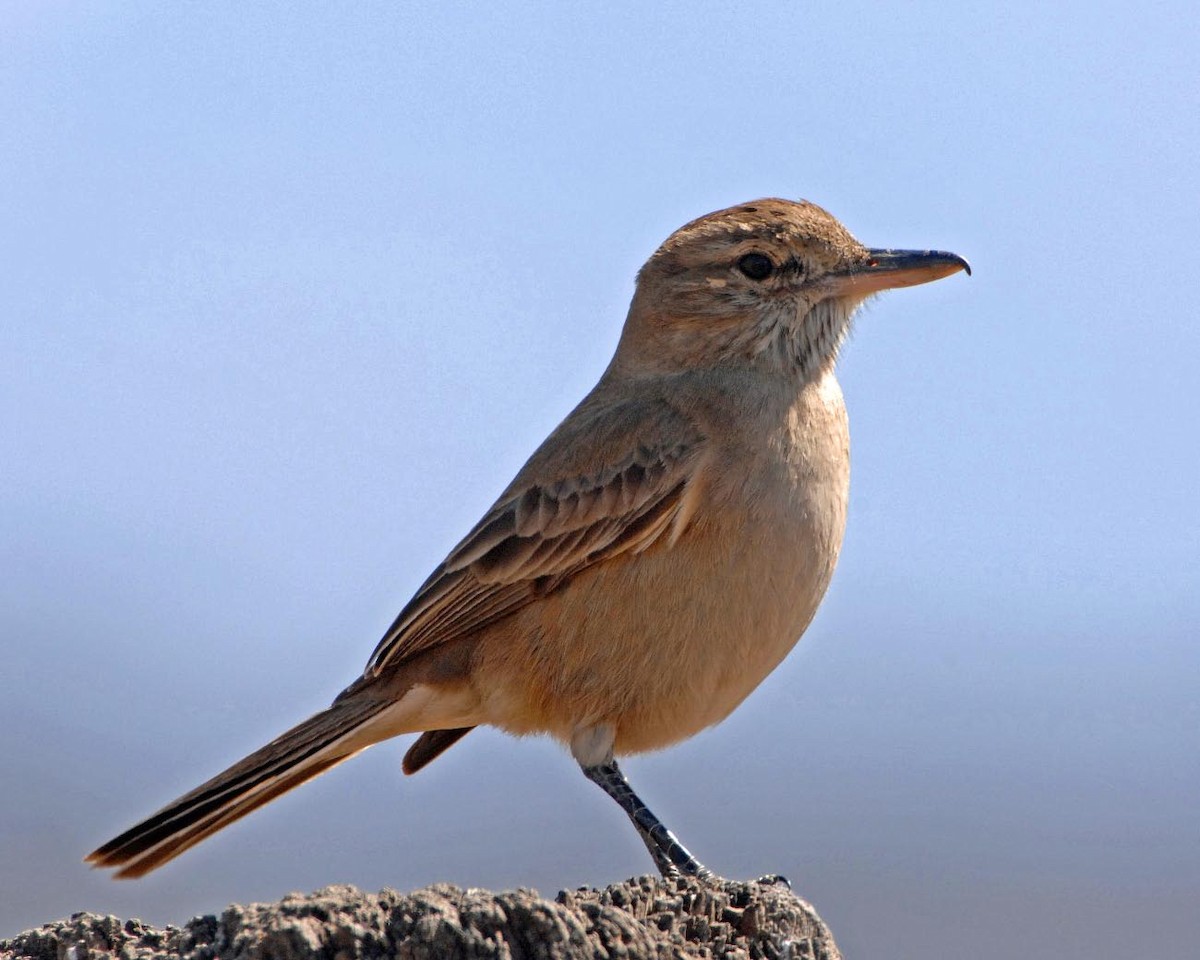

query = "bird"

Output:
[[86, 198, 969, 881]]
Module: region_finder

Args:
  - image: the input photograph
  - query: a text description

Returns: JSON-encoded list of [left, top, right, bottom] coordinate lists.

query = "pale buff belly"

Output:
[[471, 480, 846, 755]]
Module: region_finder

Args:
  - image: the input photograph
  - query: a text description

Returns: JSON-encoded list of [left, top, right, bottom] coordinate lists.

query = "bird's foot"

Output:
[[660, 862, 722, 885], [659, 870, 790, 891]]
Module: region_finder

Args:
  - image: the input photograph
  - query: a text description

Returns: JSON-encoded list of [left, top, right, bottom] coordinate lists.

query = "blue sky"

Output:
[[2, 3, 1198, 958]]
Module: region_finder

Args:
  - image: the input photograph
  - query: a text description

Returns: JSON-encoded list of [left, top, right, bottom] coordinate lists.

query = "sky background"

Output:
[[2, 3, 1198, 958]]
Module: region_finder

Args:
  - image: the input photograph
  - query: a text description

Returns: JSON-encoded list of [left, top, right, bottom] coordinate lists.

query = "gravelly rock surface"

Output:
[[1, 876, 840, 960]]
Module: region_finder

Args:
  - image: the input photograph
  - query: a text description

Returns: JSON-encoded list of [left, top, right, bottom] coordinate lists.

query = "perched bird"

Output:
[[87, 198, 969, 880]]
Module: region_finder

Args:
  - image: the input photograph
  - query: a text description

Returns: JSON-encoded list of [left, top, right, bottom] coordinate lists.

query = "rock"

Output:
[[1, 876, 840, 960]]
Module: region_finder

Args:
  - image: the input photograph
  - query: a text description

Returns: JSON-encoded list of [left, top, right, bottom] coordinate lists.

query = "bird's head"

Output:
[[614, 198, 969, 380]]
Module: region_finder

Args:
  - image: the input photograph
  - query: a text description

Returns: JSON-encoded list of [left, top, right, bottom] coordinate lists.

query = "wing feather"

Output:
[[365, 407, 705, 676]]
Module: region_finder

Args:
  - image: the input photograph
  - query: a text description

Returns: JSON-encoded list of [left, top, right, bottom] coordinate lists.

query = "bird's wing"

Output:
[[365, 398, 707, 676]]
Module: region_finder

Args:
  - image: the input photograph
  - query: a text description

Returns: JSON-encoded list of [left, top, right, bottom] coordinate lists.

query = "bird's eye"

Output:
[[737, 253, 774, 281]]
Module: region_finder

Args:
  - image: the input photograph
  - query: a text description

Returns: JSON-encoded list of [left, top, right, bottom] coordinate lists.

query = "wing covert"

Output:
[[365, 418, 705, 677]]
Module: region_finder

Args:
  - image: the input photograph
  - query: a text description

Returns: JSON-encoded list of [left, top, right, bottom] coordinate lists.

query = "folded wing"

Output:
[[366, 400, 707, 676]]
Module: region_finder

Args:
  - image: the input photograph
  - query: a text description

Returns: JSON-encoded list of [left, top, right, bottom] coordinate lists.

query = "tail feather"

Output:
[[86, 697, 386, 878], [401, 726, 475, 774]]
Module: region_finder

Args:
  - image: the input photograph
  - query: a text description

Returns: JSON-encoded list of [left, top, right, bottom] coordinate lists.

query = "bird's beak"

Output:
[[827, 248, 971, 299]]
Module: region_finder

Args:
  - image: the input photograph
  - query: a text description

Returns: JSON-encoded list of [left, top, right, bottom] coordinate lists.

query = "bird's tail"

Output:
[[86, 696, 388, 878]]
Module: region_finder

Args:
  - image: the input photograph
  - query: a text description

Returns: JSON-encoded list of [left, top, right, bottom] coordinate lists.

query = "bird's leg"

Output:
[[580, 758, 716, 881]]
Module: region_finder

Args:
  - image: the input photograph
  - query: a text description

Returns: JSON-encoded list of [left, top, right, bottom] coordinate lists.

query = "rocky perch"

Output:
[[1, 877, 840, 960]]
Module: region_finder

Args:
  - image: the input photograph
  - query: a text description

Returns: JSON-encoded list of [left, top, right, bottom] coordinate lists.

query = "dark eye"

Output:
[[737, 253, 774, 281]]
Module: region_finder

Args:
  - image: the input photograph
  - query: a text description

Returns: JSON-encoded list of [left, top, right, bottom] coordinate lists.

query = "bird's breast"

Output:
[[672, 375, 849, 727], [473, 373, 851, 755]]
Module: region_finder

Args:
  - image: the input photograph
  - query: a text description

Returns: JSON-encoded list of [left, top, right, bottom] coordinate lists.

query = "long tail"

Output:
[[86, 696, 387, 878]]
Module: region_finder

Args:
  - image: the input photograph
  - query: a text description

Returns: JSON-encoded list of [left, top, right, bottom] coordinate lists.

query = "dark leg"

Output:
[[581, 758, 716, 881]]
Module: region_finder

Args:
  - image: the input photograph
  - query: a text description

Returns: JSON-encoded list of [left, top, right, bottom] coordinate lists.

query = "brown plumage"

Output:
[[402, 727, 474, 775], [87, 198, 968, 880]]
